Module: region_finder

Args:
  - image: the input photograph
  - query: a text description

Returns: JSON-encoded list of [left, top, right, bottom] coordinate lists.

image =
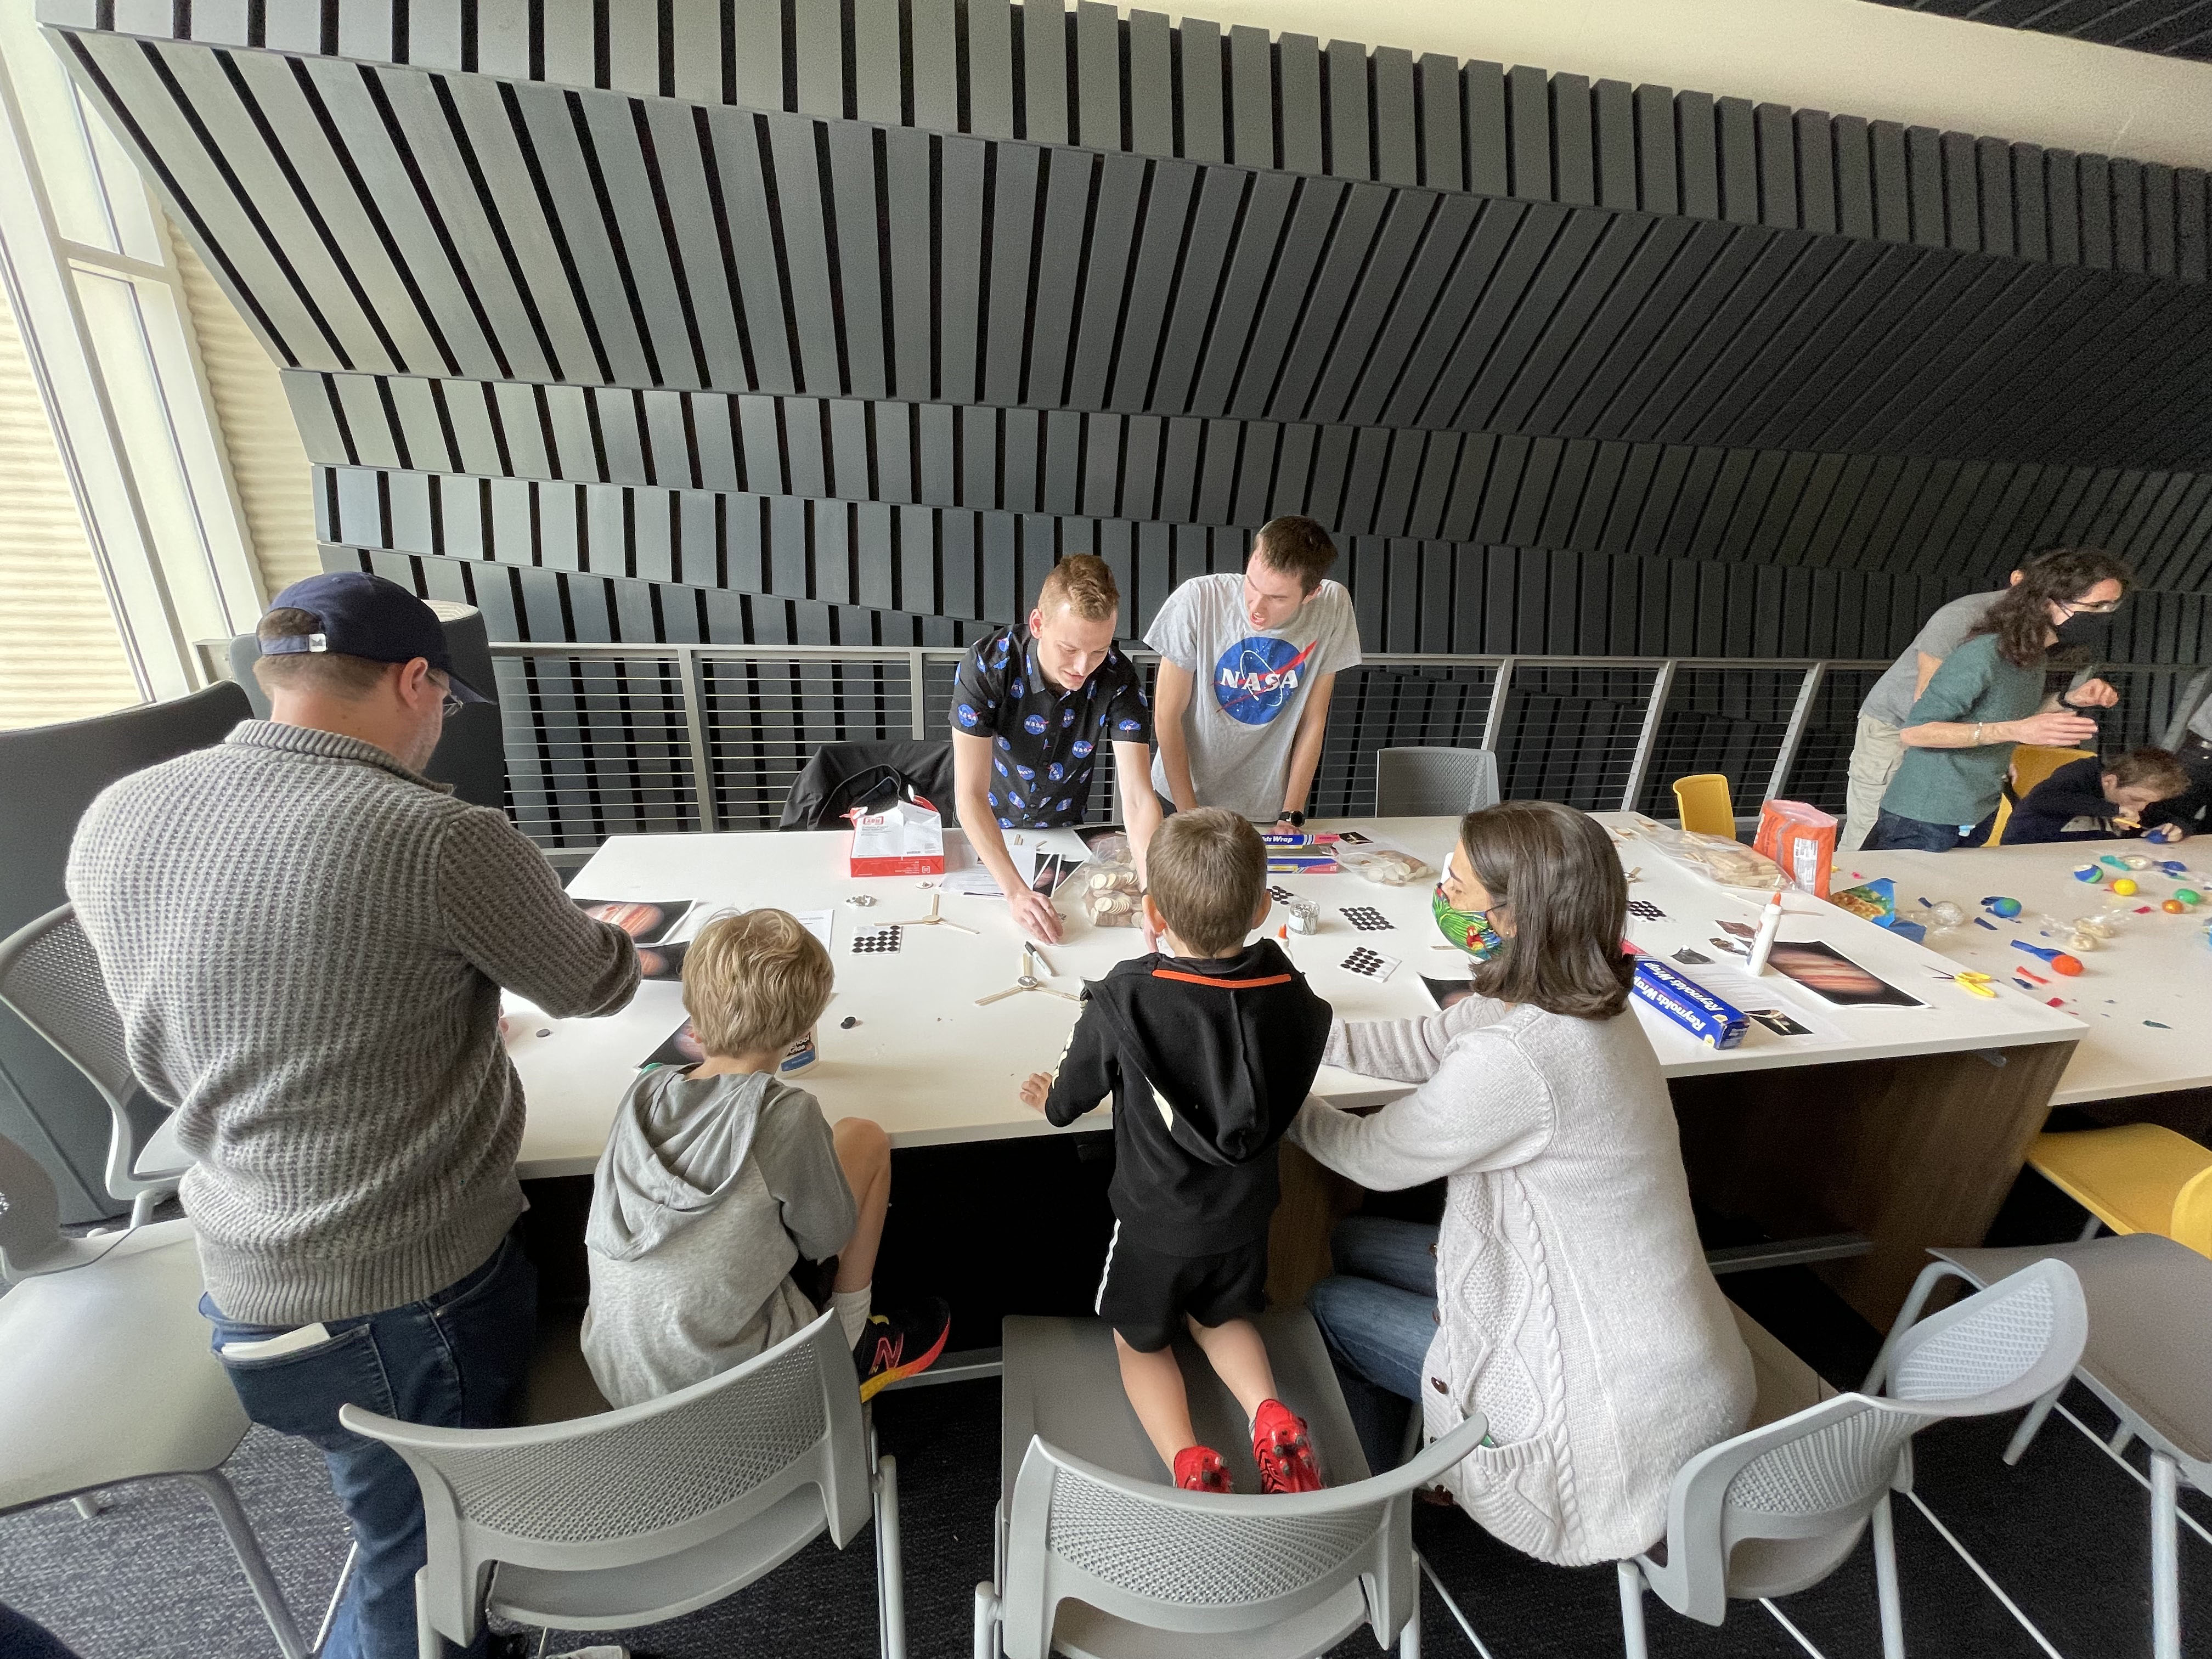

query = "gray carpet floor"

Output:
[[5, 1368, 2209, 1659]]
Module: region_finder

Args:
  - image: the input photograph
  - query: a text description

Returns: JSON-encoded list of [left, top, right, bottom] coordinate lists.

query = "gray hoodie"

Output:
[[580, 1066, 857, 1408]]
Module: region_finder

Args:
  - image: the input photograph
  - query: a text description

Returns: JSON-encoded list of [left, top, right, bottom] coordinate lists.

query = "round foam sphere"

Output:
[[1984, 896, 2023, 918], [2164, 899, 2190, 915], [2051, 954, 2085, 976], [2112, 878, 2140, 897], [2177, 889, 2204, 905], [2074, 865, 2103, 883]]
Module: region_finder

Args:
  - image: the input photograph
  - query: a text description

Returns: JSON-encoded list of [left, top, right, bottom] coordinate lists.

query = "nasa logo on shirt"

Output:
[[957, 703, 981, 729], [1024, 714, 1049, 735], [1214, 636, 1317, 726], [1072, 740, 1093, 759]]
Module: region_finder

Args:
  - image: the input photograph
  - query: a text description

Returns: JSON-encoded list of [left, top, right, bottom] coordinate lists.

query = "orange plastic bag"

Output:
[[1753, 800, 1838, 898]]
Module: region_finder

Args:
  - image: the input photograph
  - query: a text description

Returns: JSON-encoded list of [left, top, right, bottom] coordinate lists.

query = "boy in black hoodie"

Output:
[[1020, 808, 1335, 1493]]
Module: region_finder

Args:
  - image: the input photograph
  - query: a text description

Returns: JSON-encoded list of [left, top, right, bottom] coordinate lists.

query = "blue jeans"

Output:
[[1864, 807, 1996, 852], [201, 1233, 538, 1659], [1307, 1217, 1441, 1474]]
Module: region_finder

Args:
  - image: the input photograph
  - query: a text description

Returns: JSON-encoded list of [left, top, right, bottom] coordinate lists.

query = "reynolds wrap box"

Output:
[[1630, 959, 1749, 1049]]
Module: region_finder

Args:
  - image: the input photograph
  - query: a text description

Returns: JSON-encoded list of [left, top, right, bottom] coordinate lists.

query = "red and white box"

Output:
[[847, 798, 945, 877]]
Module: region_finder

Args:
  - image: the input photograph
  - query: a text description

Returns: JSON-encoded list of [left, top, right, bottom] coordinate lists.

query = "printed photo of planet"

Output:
[[573, 898, 693, 945], [641, 1019, 706, 1070]]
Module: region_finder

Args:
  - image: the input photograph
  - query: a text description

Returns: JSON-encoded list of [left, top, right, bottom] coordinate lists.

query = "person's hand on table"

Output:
[[1008, 888, 1064, 944], [2148, 822, 2189, 843], [2013, 709, 2101, 747], [1019, 1073, 1053, 1113], [2066, 678, 2121, 709]]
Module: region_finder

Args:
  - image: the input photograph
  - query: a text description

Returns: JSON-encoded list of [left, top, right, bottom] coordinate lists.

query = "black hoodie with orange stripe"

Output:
[[1043, 939, 1333, 1256]]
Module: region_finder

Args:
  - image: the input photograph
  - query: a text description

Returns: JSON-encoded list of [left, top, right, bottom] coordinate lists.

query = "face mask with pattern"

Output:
[[1432, 883, 1505, 962]]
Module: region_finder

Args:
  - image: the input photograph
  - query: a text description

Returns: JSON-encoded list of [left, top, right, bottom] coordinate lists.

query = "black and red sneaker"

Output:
[[853, 1299, 951, 1401], [1251, 1398, 1324, 1493], [1173, 1446, 1231, 1492]]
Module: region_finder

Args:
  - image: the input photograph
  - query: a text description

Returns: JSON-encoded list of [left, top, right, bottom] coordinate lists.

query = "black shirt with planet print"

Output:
[[950, 622, 1153, 828]]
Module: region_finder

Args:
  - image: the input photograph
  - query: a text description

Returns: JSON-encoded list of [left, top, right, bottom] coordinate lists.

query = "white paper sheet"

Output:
[[1670, 961, 1845, 1040]]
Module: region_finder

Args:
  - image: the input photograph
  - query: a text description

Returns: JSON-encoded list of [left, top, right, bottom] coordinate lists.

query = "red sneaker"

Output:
[[1252, 1399, 1324, 1493], [1173, 1446, 1231, 1492]]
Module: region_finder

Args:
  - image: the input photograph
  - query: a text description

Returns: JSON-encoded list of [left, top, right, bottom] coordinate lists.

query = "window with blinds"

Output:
[[0, 279, 140, 731]]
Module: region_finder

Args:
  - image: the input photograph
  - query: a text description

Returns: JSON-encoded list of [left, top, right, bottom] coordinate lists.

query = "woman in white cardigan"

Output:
[[1292, 800, 1753, 1567]]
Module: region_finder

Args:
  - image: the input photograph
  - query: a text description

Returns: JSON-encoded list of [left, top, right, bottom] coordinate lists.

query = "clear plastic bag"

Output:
[[1076, 834, 1143, 927], [1334, 843, 1435, 887], [1639, 826, 1787, 890]]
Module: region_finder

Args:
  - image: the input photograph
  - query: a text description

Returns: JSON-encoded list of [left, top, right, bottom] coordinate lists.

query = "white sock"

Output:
[[832, 1285, 873, 1348]]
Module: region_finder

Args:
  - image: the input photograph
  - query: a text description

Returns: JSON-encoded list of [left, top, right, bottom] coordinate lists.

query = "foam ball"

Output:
[[2177, 889, 2203, 906], [1984, 896, 2023, 918], [2112, 878, 2139, 896], [2051, 954, 2085, 976], [2074, 865, 2103, 883], [2164, 899, 2190, 915]]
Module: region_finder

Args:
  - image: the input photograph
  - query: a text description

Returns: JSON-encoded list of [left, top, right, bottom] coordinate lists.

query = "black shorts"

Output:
[[1094, 1224, 1269, 1353]]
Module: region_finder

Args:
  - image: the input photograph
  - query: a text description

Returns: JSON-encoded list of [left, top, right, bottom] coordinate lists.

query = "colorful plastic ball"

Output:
[[2164, 899, 2190, 915], [1983, 896, 2023, 918], [2177, 889, 2204, 906], [2111, 878, 2138, 897], [2051, 954, 2085, 976], [2074, 865, 2103, 883]]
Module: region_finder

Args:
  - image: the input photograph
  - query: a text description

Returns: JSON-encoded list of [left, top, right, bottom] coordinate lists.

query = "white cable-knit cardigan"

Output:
[[1290, 994, 1754, 1566]]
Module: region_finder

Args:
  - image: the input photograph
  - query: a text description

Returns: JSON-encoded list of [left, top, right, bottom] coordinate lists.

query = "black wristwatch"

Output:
[[1277, 810, 1306, 828]]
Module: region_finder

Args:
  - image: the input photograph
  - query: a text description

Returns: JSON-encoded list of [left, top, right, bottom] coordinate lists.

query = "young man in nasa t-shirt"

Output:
[[1147, 517, 1362, 827]]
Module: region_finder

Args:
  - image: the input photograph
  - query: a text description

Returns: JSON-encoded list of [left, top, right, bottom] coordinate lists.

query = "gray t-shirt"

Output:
[[1146, 573, 1363, 820], [1859, 588, 2006, 727]]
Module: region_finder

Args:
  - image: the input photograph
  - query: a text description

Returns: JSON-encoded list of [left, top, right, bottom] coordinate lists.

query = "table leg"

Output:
[[1269, 1143, 1366, 1309], [1672, 1039, 2077, 1327]]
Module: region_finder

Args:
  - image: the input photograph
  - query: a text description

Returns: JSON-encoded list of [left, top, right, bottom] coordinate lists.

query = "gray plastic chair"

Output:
[[0, 904, 185, 1226], [1621, 1259, 2087, 1659], [0, 1132, 307, 1658], [340, 1307, 906, 1659], [977, 1308, 1487, 1659], [1876, 1235, 2212, 1659], [1373, 748, 1500, 818]]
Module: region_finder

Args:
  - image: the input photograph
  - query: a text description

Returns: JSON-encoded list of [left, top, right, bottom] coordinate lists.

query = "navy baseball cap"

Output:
[[260, 572, 489, 702]]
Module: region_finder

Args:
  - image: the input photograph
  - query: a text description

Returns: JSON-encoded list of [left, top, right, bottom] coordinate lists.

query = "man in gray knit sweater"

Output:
[[68, 573, 640, 1659]]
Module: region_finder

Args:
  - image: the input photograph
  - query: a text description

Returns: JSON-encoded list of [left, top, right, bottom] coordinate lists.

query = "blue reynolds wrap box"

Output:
[[1630, 959, 1749, 1049]]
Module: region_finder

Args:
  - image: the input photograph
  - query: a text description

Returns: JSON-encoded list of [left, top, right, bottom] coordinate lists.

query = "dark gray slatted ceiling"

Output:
[[1864, 1, 2212, 64], [37, 0, 2212, 693]]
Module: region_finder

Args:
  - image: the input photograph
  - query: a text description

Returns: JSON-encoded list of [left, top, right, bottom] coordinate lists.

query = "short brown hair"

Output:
[[1972, 547, 2132, 670], [1459, 800, 1634, 1020], [682, 908, 835, 1058], [1146, 808, 1265, 958], [1252, 516, 1338, 593], [2106, 747, 2191, 798], [1037, 554, 1119, 623], [251, 607, 390, 699]]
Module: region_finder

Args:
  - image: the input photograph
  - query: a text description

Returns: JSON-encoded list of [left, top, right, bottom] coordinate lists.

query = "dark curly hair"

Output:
[[1971, 547, 2132, 669]]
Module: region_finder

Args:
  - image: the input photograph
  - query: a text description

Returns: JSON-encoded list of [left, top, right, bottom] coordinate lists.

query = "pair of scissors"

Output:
[[1951, 971, 2000, 999]]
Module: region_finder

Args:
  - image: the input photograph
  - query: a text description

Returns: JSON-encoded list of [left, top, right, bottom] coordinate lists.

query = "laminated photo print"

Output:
[[635, 941, 689, 982], [574, 898, 693, 946], [1765, 940, 1925, 1008], [641, 1019, 705, 1071]]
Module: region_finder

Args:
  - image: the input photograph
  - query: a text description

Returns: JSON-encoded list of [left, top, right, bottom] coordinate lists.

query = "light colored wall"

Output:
[[1158, 0, 2212, 171]]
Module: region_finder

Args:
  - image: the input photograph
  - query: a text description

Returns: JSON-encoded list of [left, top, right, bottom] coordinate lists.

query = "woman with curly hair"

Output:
[[1865, 546, 2131, 852]]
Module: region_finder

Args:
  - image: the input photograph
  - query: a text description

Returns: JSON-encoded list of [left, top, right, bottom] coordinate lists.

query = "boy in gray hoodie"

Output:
[[582, 907, 948, 1407]]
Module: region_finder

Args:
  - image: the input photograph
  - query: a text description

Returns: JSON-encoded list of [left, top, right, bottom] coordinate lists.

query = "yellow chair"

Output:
[[1671, 773, 1737, 839], [1987, 746, 2097, 847], [2028, 1123, 2212, 1257]]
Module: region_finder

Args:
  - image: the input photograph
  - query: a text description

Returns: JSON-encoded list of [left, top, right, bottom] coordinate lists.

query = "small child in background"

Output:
[[1021, 809, 1334, 1493], [2005, 747, 2194, 845], [582, 908, 947, 1408]]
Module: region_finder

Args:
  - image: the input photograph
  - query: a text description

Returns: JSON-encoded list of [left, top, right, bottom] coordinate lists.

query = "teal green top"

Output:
[[1881, 633, 2046, 827]]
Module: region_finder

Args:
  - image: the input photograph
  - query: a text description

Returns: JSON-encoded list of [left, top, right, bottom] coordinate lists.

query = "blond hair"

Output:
[[1147, 808, 1266, 957], [1036, 554, 1119, 623], [682, 908, 834, 1058]]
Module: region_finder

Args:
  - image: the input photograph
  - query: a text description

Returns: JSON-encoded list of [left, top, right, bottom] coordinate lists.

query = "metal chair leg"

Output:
[[70, 1494, 103, 1519], [1398, 1580, 1421, 1658], [1616, 1560, 1649, 1659], [312, 1546, 358, 1657], [1871, 1493, 1908, 1659], [183, 1470, 306, 1659], [2153, 1453, 2181, 1659], [873, 1434, 905, 1659], [972, 1584, 1002, 1659], [2003, 1385, 2063, 1466]]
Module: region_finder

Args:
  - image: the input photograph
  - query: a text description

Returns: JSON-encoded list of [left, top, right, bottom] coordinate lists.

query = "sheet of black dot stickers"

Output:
[[850, 927, 902, 954], [1627, 899, 1667, 922], [1338, 946, 1401, 982], [1268, 885, 1295, 904], [1340, 906, 1395, 932]]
